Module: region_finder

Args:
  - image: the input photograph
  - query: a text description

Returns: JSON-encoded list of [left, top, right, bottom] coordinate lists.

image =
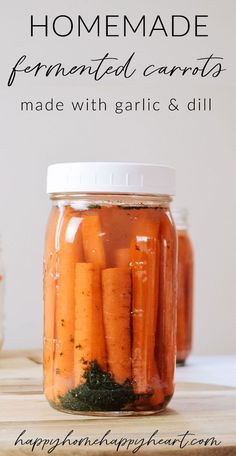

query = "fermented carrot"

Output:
[[177, 232, 194, 361], [176, 235, 188, 360], [114, 248, 130, 268], [99, 206, 132, 267], [131, 245, 146, 393], [131, 230, 163, 403], [131, 215, 158, 239], [102, 267, 131, 384], [54, 206, 84, 399], [156, 211, 177, 396], [81, 213, 106, 269], [149, 236, 165, 406], [74, 262, 107, 385], [149, 362, 165, 406], [43, 206, 59, 401], [176, 262, 187, 359], [185, 243, 194, 353]]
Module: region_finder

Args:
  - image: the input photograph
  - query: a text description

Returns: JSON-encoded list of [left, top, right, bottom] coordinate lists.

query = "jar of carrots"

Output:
[[44, 162, 177, 415], [0, 235, 4, 350], [173, 209, 194, 365]]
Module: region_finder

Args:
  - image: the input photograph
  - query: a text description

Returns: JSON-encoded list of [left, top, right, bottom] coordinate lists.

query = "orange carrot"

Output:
[[74, 263, 107, 385], [176, 234, 188, 361], [186, 251, 194, 354], [131, 215, 158, 239], [99, 206, 132, 267], [177, 232, 194, 361], [81, 213, 106, 269], [149, 237, 165, 407], [176, 261, 187, 360], [156, 211, 177, 397], [43, 206, 59, 401], [149, 362, 165, 407], [131, 229, 164, 404], [185, 235, 194, 356], [114, 248, 130, 268], [131, 245, 147, 393], [102, 267, 131, 384], [54, 206, 84, 398]]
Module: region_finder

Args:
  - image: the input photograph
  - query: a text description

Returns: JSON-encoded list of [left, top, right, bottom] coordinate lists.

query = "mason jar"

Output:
[[44, 162, 177, 415], [0, 236, 4, 350], [173, 209, 194, 365]]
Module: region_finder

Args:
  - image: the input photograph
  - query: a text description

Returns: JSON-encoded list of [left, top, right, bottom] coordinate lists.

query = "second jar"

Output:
[[44, 162, 177, 415], [173, 209, 194, 365]]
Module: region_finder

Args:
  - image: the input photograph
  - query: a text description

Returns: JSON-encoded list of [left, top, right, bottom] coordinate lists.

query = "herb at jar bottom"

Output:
[[56, 361, 141, 412], [87, 204, 101, 209]]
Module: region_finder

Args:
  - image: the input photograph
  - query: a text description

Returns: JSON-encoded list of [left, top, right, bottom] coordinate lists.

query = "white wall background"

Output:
[[0, 0, 236, 354]]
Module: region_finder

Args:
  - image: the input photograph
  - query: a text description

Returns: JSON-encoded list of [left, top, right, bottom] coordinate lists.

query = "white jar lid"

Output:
[[47, 162, 175, 196]]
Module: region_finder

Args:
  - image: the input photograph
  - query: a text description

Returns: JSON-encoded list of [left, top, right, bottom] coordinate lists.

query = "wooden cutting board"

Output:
[[0, 351, 236, 455]]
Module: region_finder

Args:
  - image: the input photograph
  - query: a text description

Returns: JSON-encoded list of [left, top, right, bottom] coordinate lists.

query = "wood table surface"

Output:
[[0, 351, 236, 455]]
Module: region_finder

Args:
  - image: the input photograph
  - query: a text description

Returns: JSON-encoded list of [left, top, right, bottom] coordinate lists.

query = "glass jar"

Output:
[[44, 162, 177, 415], [0, 236, 4, 350], [173, 209, 194, 365]]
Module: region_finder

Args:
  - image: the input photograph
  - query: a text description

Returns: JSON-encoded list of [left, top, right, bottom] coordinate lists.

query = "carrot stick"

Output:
[[131, 230, 164, 404], [74, 263, 107, 385], [176, 234, 188, 361], [131, 245, 147, 393], [54, 207, 84, 399], [177, 232, 194, 361], [114, 248, 130, 268], [185, 237, 194, 356], [43, 206, 59, 401], [81, 214, 106, 269], [102, 267, 132, 384], [176, 261, 187, 360], [149, 362, 165, 406], [130, 211, 160, 238], [149, 237, 165, 406], [156, 211, 177, 397], [99, 206, 133, 267]]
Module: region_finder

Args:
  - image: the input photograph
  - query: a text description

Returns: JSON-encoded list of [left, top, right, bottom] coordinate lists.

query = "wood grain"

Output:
[[0, 351, 236, 455]]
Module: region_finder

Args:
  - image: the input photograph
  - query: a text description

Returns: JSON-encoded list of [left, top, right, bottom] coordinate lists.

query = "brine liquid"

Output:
[[43, 202, 177, 414], [176, 230, 193, 364]]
